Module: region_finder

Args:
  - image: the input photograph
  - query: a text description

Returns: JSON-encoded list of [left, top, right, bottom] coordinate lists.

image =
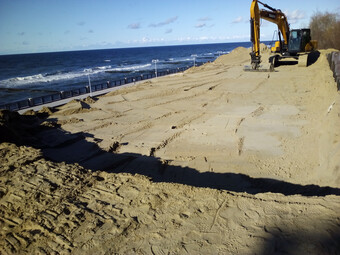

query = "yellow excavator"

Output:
[[245, 0, 318, 72]]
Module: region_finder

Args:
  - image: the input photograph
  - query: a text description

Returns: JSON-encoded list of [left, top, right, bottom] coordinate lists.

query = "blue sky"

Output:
[[0, 0, 339, 54]]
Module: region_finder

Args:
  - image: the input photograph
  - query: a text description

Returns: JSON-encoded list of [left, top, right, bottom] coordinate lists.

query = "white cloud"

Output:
[[165, 28, 173, 34], [105, 33, 250, 49], [199, 36, 209, 40], [198, 17, 211, 21], [176, 34, 249, 43], [195, 23, 206, 28], [142, 37, 150, 43], [232, 16, 243, 23], [128, 23, 141, 29], [129, 37, 165, 44], [149, 16, 178, 27], [284, 10, 305, 24]]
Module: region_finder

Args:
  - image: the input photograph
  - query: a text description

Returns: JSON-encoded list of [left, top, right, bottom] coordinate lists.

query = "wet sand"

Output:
[[1, 45, 340, 254]]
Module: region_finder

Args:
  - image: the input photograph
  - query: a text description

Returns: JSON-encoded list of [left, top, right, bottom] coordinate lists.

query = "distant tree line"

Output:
[[309, 11, 340, 50]]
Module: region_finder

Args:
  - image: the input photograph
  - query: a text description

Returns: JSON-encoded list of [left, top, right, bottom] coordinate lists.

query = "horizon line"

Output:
[[0, 40, 273, 57]]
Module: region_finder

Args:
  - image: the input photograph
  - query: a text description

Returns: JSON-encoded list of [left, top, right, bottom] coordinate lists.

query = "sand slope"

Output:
[[1, 47, 340, 254]]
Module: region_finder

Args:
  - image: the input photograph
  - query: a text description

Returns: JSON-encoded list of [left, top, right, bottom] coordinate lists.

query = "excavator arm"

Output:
[[250, 0, 290, 70], [250, 0, 261, 69]]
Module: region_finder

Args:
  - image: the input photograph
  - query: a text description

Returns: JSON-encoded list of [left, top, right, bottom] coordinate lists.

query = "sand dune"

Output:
[[1, 46, 340, 254]]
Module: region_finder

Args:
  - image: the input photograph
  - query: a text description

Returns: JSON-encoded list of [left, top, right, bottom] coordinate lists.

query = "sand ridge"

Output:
[[1, 46, 340, 254]]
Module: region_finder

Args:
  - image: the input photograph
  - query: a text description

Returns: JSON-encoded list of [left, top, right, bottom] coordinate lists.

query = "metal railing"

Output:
[[0, 64, 204, 111]]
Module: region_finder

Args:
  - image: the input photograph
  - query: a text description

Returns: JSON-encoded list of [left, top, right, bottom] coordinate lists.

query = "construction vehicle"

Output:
[[244, 0, 318, 72]]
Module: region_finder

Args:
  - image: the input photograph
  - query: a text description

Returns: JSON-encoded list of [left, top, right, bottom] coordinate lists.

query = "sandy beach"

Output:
[[1, 46, 340, 254]]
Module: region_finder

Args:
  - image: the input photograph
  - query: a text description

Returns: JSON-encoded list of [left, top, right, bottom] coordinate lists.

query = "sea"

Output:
[[0, 42, 261, 105]]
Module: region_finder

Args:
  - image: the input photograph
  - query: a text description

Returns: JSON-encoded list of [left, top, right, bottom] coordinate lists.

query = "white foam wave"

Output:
[[0, 63, 154, 88], [83, 65, 112, 72], [110, 63, 152, 72], [9, 74, 44, 82], [0, 71, 88, 88], [95, 65, 112, 70], [216, 51, 229, 55]]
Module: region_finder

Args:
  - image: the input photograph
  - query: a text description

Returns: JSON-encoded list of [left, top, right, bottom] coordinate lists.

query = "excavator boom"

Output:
[[246, 0, 290, 71], [249, 0, 261, 69]]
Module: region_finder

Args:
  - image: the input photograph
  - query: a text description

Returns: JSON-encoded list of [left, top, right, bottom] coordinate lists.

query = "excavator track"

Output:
[[298, 54, 308, 67]]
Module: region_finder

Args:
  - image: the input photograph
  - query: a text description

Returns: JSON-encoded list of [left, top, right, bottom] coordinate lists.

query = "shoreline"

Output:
[[17, 79, 140, 114], [16, 72, 184, 114], [2, 67, 190, 113]]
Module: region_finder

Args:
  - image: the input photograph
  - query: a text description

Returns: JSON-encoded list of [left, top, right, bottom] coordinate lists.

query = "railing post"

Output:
[[28, 98, 33, 107]]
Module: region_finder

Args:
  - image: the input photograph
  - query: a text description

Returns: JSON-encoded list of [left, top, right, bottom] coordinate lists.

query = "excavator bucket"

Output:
[[244, 63, 274, 72]]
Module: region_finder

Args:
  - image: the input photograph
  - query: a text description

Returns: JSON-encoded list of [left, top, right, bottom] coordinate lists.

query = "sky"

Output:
[[0, 0, 339, 55]]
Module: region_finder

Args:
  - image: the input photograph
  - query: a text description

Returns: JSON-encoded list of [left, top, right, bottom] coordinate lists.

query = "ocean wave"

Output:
[[109, 63, 152, 72], [200, 56, 215, 59], [9, 74, 44, 82], [1, 71, 87, 88], [94, 65, 112, 70], [220, 51, 230, 55], [164, 57, 193, 64], [0, 63, 154, 88], [164, 61, 184, 65], [83, 65, 112, 73], [0, 51, 219, 89], [45, 70, 68, 77]]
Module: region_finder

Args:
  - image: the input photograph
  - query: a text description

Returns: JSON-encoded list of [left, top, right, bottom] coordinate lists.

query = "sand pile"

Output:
[[1, 46, 340, 254], [214, 46, 250, 65], [214, 43, 268, 66], [55, 99, 96, 116]]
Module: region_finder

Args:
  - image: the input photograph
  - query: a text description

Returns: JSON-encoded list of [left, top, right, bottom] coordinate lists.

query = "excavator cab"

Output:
[[287, 29, 312, 55]]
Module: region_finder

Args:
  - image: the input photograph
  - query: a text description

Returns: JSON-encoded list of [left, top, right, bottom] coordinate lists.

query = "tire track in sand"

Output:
[[150, 112, 205, 156]]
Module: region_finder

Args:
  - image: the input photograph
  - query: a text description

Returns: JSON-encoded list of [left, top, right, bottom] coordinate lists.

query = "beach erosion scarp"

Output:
[[1, 45, 340, 254]]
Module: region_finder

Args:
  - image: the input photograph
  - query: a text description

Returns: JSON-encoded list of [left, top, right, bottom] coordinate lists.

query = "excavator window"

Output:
[[301, 29, 312, 51], [288, 30, 302, 54]]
